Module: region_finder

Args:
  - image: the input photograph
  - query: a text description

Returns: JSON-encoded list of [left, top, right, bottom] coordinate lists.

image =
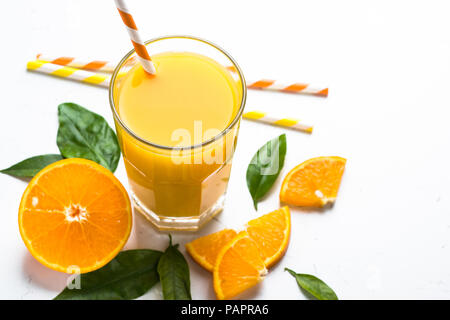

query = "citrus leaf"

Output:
[[246, 134, 287, 209], [285, 268, 338, 300], [0, 154, 63, 177], [157, 235, 192, 300], [54, 249, 163, 300], [57, 102, 120, 172]]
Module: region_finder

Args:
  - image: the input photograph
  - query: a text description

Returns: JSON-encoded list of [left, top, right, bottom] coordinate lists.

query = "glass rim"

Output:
[[108, 35, 247, 151]]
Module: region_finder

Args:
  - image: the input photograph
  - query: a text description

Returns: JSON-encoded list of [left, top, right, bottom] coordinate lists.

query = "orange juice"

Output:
[[110, 38, 245, 231], [117, 52, 240, 147]]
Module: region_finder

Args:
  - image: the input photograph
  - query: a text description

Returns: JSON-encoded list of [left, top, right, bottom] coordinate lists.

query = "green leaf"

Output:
[[54, 249, 163, 300], [246, 134, 287, 209], [0, 154, 63, 177], [157, 235, 192, 300], [56, 102, 120, 172], [285, 268, 338, 300]]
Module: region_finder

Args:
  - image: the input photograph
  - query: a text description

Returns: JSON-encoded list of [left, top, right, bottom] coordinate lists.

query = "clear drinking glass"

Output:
[[109, 36, 246, 231]]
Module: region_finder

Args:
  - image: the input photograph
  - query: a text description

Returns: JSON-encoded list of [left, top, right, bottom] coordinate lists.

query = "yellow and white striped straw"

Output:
[[27, 61, 110, 87], [243, 111, 313, 133]]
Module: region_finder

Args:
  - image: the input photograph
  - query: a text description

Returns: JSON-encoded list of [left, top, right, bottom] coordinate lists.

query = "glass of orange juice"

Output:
[[109, 36, 246, 231]]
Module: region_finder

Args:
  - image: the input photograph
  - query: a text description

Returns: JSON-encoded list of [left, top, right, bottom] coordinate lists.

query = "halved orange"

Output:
[[246, 206, 291, 268], [280, 156, 346, 207], [18, 158, 132, 274], [213, 231, 267, 300], [186, 229, 237, 272]]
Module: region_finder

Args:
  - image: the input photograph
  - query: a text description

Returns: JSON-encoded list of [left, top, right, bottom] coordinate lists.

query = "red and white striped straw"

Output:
[[114, 0, 156, 74]]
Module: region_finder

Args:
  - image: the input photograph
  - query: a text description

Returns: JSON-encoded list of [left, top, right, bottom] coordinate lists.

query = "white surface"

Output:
[[1, 0, 450, 300]]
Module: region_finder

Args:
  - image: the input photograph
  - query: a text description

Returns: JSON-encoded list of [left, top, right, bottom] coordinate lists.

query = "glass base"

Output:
[[131, 193, 225, 231]]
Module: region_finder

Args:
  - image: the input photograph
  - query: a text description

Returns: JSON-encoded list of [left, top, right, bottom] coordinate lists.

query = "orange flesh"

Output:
[[246, 206, 291, 268], [18, 158, 132, 273], [280, 156, 346, 207], [213, 232, 267, 300], [186, 229, 237, 272]]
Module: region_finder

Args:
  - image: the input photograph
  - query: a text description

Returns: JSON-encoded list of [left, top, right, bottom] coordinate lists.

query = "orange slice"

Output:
[[246, 206, 291, 268], [18, 158, 132, 274], [186, 229, 237, 272], [213, 231, 267, 300], [280, 156, 346, 207]]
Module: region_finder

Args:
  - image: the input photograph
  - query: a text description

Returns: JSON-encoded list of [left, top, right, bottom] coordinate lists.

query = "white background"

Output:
[[0, 0, 449, 300]]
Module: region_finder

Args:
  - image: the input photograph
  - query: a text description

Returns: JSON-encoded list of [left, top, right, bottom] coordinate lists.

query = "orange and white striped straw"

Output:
[[226, 65, 328, 97], [35, 54, 116, 73], [34, 55, 328, 97], [243, 111, 313, 133], [247, 80, 328, 97], [26, 61, 313, 133], [114, 0, 156, 74]]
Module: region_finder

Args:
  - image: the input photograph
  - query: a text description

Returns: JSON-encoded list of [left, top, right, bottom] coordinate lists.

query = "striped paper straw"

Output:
[[243, 111, 313, 133], [27, 61, 110, 87], [34, 54, 138, 73], [114, 0, 156, 74], [226, 65, 327, 97], [34, 55, 327, 97], [26, 61, 313, 133], [35, 54, 116, 73], [247, 80, 328, 97]]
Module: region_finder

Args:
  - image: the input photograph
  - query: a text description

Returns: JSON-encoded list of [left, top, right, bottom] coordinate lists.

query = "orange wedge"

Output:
[[18, 158, 132, 274], [213, 231, 267, 300], [280, 156, 346, 207], [187, 208, 291, 273], [246, 206, 291, 268], [186, 229, 237, 272]]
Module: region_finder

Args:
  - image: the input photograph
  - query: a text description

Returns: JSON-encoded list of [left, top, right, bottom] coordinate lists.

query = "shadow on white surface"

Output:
[[235, 281, 265, 300], [287, 203, 334, 214], [22, 252, 67, 293], [188, 261, 216, 300], [130, 208, 230, 250]]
